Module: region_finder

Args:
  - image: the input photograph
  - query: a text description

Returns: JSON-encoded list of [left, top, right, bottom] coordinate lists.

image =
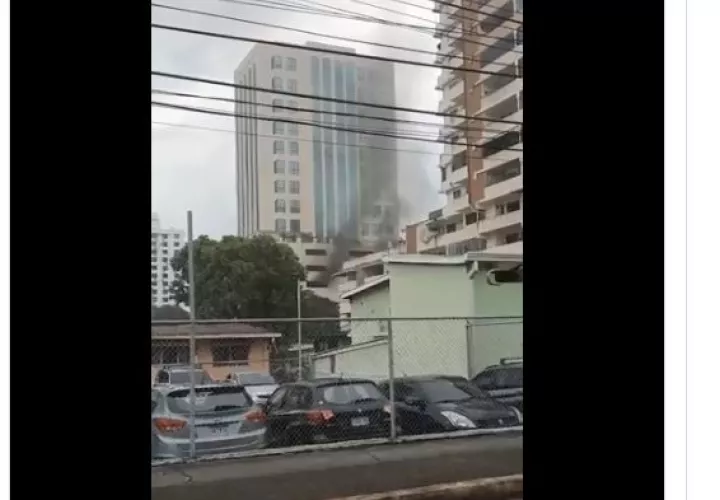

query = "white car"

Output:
[[226, 371, 279, 404]]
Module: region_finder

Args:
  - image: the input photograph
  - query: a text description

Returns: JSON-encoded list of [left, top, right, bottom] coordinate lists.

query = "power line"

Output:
[[218, 0, 520, 47], [151, 88, 516, 136], [153, 3, 480, 66], [152, 23, 518, 78], [151, 100, 523, 151], [431, 0, 522, 25], [151, 71, 523, 125], [151, 120, 524, 164]]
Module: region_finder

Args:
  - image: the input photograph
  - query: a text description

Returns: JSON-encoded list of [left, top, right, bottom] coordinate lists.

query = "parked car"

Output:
[[470, 358, 523, 414], [261, 378, 394, 447], [154, 365, 213, 386], [225, 371, 279, 404], [377, 376, 521, 435], [151, 383, 266, 459]]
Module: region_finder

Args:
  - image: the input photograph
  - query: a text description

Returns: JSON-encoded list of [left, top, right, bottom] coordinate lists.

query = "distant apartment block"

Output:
[[405, 0, 523, 256], [150, 214, 185, 306]]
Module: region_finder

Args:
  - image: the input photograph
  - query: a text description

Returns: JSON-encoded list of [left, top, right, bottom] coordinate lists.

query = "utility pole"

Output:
[[297, 279, 306, 380]]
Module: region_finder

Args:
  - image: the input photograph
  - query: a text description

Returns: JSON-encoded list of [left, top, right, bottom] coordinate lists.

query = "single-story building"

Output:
[[312, 252, 522, 381], [151, 322, 282, 382]]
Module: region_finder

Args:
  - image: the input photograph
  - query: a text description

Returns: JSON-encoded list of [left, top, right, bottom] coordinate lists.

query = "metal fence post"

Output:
[[387, 318, 397, 442], [465, 319, 473, 379], [187, 210, 197, 460]]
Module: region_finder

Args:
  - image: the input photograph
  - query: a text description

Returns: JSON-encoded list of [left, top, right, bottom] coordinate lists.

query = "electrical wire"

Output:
[[151, 71, 522, 125], [153, 3, 480, 66], [152, 23, 520, 78], [218, 0, 521, 47], [152, 100, 523, 151], [152, 88, 517, 136]]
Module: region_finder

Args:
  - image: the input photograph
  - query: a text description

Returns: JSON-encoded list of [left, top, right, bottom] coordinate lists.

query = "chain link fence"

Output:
[[150, 316, 522, 462]]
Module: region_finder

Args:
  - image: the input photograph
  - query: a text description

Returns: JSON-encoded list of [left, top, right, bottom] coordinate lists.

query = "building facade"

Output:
[[234, 42, 399, 248], [150, 214, 185, 306], [405, 0, 523, 256]]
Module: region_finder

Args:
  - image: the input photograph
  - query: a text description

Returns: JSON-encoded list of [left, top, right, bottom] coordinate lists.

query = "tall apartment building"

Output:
[[150, 214, 185, 306], [405, 0, 523, 256], [234, 42, 399, 249]]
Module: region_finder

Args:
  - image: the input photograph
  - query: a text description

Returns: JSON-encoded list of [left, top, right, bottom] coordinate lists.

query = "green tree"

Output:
[[151, 304, 190, 320], [170, 234, 306, 320]]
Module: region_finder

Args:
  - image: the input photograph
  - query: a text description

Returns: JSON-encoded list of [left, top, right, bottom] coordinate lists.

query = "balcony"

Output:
[[445, 78, 465, 102], [479, 78, 523, 117], [482, 171, 523, 203], [444, 193, 470, 216], [415, 221, 481, 254], [478, 208, 523, 235], [482, 239, 523, 256]]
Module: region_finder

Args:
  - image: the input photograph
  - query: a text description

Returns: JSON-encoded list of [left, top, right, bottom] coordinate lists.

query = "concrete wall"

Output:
[[467, 269, 523, 376], [313, 340, 389, 381], [386, 263, 473, 377], [348, 283, 391, 342]]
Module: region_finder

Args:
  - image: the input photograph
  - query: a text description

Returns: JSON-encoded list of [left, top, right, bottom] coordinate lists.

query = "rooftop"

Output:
[[151, 322, 282, 340]]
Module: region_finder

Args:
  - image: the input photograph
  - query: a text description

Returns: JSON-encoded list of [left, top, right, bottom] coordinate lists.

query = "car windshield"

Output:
[[495, 367, 523, 388], [167, 386, 252, 415], [320, 382, 385, 405], [169, 370, 212, 385], [419, 379, 477, 403], [235, 373, 276, 385]]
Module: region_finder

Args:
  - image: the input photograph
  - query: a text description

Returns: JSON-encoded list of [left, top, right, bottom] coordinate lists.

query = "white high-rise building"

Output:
[[405, 0, 523, 256], [234, 42, 399, 247], [150, 214, 185, 306]]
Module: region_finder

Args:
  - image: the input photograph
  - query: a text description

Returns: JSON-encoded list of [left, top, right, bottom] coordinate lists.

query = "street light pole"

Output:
[[297, 280, 305, 380], [186, 210, 197, 459]]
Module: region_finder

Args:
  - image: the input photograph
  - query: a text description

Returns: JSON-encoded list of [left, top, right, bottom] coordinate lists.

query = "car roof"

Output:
[[379, 375, 468, 384], [299, 377, 377, 387], [160, 365, 204, 372], [152, 383, 240, 394]]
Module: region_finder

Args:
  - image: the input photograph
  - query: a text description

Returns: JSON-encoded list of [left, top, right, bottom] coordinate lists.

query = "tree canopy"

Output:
[[169, 234, 346, 348]]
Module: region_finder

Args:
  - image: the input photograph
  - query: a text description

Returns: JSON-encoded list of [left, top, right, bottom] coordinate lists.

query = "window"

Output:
[[287, 100, 298, 113], [287, 79, 298, 92], [290, 199, 300, 213], [275, 218, 287, 233], [274, 159, 285, 174], [272, 76, 283, 90], [289, 180, 300, 194], [284, 387, 313, 410], [273, 140, 285, 154], [305, 248, 327, 256], [481, 94, 519, 121], [515, 0, 523, 12], [211, 341, 251, 365], [271, 55, 282, 69], [289, 141, 299, 155], [151, 342, 189, 365], [290, 219, 301, 233], [504, 231, 522, 244], [507, 199, 522, 212], [496, 203, 506, 215], [274, 180, 286, 193], [272, 122, 284, 135], [272, 98, 283, 112], [480, 130, 521, 159], [288, 123, 299, 136], [452, 189, 462, 199], [275, 199, 286, 213], [446, 223, 457, 233], [487, 158, 522, 186], [286, 57, 297, 71], [162, 281, 169, 287], [289, 160, 300, 175], [465, 212, 478, 225]]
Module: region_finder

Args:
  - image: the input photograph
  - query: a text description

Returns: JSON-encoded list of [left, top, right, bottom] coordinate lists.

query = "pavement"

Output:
[[151, 433, 523, 500]]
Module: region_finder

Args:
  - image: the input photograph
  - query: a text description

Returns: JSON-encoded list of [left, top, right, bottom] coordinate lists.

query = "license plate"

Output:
[[351, 417, 370, 427], [197, 425, 230, 438]]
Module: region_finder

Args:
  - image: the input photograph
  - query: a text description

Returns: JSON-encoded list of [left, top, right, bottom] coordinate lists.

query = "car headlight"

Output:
[[440, 411, 476, 429], [510, 406, 523, 424]]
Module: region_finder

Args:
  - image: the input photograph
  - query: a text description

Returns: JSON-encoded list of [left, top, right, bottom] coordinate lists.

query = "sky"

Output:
[[151, 0, 445, 237]]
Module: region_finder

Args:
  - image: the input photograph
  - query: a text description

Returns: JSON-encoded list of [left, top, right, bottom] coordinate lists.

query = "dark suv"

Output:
[[471, 358, 523, 414]]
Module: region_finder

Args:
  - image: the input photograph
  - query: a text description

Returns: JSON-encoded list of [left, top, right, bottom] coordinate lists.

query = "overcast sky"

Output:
[[151, 0, 444, 237]]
